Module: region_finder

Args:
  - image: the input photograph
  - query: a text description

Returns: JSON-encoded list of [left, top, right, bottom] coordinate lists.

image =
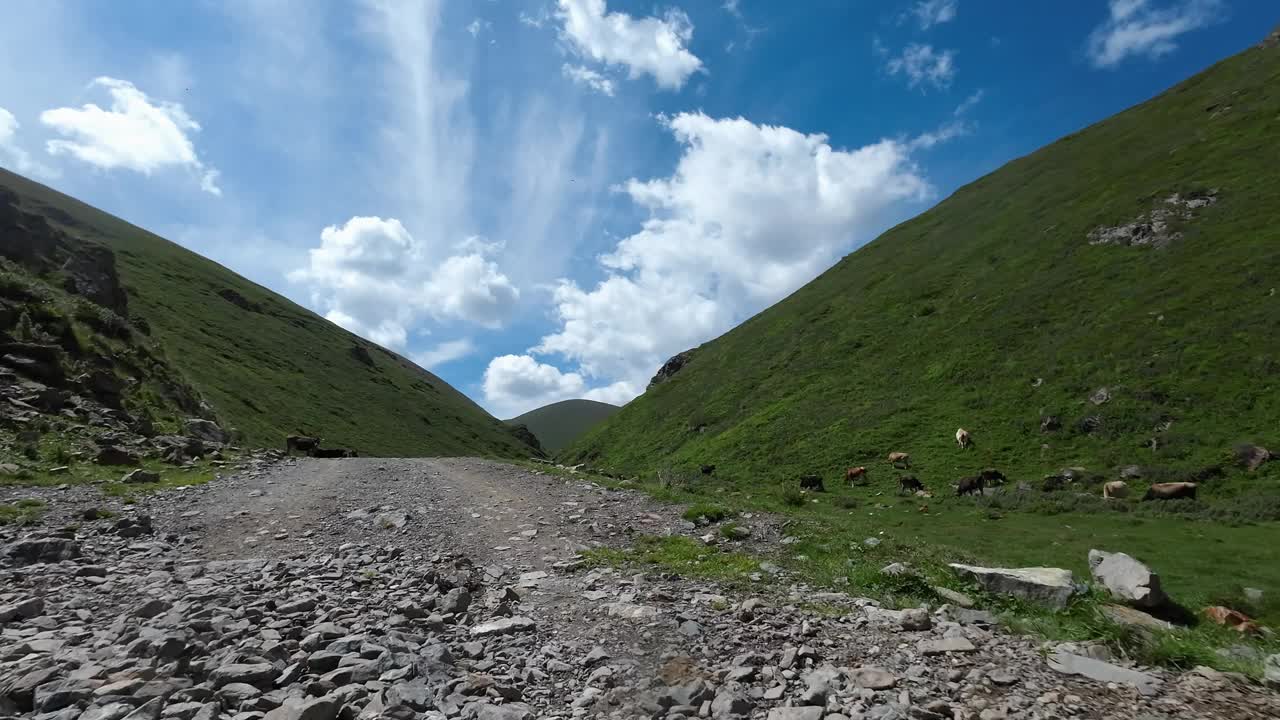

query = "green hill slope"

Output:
[[0, 168, 536, 458], [505, 399, 620, 453], [566, 39, 1280, 491]]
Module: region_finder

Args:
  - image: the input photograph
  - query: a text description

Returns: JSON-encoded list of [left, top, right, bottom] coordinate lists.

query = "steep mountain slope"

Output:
[[566, 38, 1280, 490], [505, 399, 621, 453], [0, 168, 537, 458]]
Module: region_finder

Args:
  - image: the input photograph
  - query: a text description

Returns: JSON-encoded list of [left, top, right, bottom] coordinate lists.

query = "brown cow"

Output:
[[845, 466, 868, 484], [956, 474, 984, 496], [1102, 480, 1129, 499], [1143, 482, 1197, 501], [887, 452, 911, 468], [285, 435, 321, 456], [956, 428, 972, 449], [897, 475, 924, 494]]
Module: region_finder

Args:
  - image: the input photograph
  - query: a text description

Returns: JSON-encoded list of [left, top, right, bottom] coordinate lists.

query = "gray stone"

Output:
[[307, 652, 344, 672], [122, 469, 161, 484], [1264, 653, 1280, 690], [987, 669, 1018, 686], [933, 587, 974, 608], [276, 598, 316, 614], [881, 563, 910, 576], [209, 663, 276, 689], [899, 608, 931, 631], [918, 637, 977, 655], [1099, 604, 1173, 630], [218, 683, 262, 705], [82, 703, 136, 720], [474, 703, 533, 720], [711, 691, 753, 718], [852, 667, 896, 690], [1047, 650, 1161, 696], [33, 680, 94, 712], [665, 680, 713, 708], [1088, 550, 1167, 609], [470, 616, 535, 637], [162, 702, 208, 720], [439, 587, 471, 615], [123, 698, 164, 720], [3, 537, 81, 565], [766, 708, 824, 720], [134, 598, 172, 619], [386, 680, 433, 710], [949, 563, 1078, 609], [263, 698, 340, 720]]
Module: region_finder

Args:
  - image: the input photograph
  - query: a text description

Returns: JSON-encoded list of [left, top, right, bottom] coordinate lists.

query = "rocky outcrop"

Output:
[[506, 423, 544, 456], [1088, 549, 1168, 608], [950, 563, 1080, 609], [648, 349, 695, 389], [183, 418, 229, 445], [1087, 189, 1218, 249]]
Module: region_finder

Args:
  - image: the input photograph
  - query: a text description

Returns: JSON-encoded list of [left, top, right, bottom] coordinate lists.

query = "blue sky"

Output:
[[0, 0, 1272, 417]]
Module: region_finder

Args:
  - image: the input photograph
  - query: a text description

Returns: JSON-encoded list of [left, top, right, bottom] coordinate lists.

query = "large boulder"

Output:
[[949, 563, 1079, 609], [1088, 549, 1167, 608], [1265, 653, 1280, 690], [183, 418, 228, 445], [648, 349, 694, 389], [3, 537, 81, 566]]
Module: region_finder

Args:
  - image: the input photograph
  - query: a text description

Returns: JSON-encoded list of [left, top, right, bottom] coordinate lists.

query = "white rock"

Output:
[[949, 563, 1079, 609], [1088, 550, 1167, 608]]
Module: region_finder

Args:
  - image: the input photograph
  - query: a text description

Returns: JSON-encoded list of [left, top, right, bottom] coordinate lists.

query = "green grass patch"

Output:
[[0, 498, 46, 525], [682, 502, 729, 524], [583, 535, 760, 583]]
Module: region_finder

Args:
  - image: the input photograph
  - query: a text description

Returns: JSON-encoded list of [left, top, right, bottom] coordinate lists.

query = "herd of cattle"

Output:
[[783, 427, 1204, 503]]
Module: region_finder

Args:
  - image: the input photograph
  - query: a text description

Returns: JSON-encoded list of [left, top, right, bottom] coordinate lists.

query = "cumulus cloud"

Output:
[[555, 0, 703, 90], [885, 44, 956, 90], [562, 64, 616, 96], [483, 113, 931, 412], [39, 77, 221, 194], [289, 216, 520, 348], [1087, 0, 1221, 68], [483, 354, 633, 417], [414, 338, 476, 370], [911, 0, 958, 29], [0, 107, 56, 178]]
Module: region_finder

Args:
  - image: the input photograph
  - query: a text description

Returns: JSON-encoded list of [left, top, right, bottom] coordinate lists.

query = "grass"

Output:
[[583, 535, 759, 583], [0, 498, 46, 525], [1, 167, 536, 458], [504, 399, 620, 453], [682, 502, 729, 524]]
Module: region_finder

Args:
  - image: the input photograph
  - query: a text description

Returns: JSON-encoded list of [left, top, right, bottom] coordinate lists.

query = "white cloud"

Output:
[[953, 88, 984, 116], [885, 44, 956, 90], [555, 0, 703, 90], [39, 77, 221, 195], [1087, 0, 1221, 68], [288, 216, 520, 348], [415, 338, 476, 370], [562, 63, 616, 96], [466, 18, 491, 38], [484, 112, 931, 407], [482, 353, 633, 417], [911, 0, 958, 30], [0, 107, 56, 178]]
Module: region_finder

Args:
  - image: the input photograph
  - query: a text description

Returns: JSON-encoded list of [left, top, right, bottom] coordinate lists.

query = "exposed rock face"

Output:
[[1087, 189, 1218, 249], [950, 563, 1080, 609], [1048, 650, 1161, 696], [506, 423, 544, 456], [183, 418, 228, 445], [1088, 549, 1168, 608], [648, 349, 695, 389]]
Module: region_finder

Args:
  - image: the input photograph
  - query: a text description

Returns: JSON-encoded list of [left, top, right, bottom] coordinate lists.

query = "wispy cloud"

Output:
[[910, 0, 958, 30], [1087, 0, 1223, 68], [885, 43, 956, 90], [562, 63, 616, 96], [415, 338, 476, 370]]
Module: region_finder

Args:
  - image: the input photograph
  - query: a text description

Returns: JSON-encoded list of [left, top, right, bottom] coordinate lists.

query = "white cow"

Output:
[[955, 428, 972, 449]]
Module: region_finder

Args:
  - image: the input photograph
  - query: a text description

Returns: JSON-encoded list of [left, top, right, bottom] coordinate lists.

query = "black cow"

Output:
[[897, 475, 925, 494], [799, 474, 825, 492], [700, 464, 716, 476], [285, 435, 321, 456], [979, 468, 1008, 485], [956, 475, 985, 496], [312, 447, 357, 458]]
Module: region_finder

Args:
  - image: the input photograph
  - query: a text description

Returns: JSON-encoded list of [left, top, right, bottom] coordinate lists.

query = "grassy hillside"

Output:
[[562, 36, 1280, 621], [568, 39, 1280, 488], [506, 399, 620, 453], [0, 168, 536, 458]]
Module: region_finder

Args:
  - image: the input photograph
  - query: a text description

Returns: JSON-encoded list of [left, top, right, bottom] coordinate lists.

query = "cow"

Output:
[[956, 475, 984, 496], [887, 452, 911, 468], [700, 464, 716, 476], [979, 468, 1007, 486], [956, 428, 972, 449], [1143, 482, 1197, 501], [897, 475, 925, 494], [1103, 480, 1129, 499], [312, 447, 357, 459], [845, 466, 868, 485], [285, 435, 321, 456], [799, 474, 825, 492]]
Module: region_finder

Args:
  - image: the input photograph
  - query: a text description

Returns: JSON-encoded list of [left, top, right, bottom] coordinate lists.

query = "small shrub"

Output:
[[20, 444, 38, 461], [781, 486, 807, 507], [834, 496, 858, 509], [683, 503, 729, 524]]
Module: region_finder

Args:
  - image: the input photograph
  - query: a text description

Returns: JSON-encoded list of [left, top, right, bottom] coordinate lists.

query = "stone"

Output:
[[949, 563, 1079, 609], [1088, 550, 1167, 608], [218, 683, 262, 705], [3, 536, 81, 565], [83, 703, 137, 720], [262, 698, 340, 720], [134, 598, 172, 619], [852, 667, 897, 690], [881, 562, 910, 576], [162, 702, 207, 720], [0, 596, 44, 621], [766, 708, 824, 720], [184, 418, 229, 444], [209, 663, 276, 689], [1047, 650, 1161, 696], [33, 680, 94, 712], [474, 703, 533, 720], [1264, 654, 1280, 690], [1099, 604, 1173, 630], [440, 587, 471, 615], [276, 598, 316, 615], [122, 469, 161, 484], [471, 616, 535, 637], [711, 691, 753, 718], [123, 698, 164, 720], [987, 669, 1018, 686], [899, 608, 932, 631], [933, 587, 974, 608], [918, 637, 977, 655]]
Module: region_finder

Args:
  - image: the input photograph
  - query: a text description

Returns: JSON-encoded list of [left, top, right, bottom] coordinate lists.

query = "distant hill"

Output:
[[565, 37, 1280, 488], [0, 168, 539, 459], [506, 399, 620, 454]]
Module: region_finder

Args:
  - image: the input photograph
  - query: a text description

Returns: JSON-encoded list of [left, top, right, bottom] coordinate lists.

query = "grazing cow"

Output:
[[700, 464, 716, 476], [845, 466, 868, 484], [799, 474, 825, 492], [979, 468, 1007, 486], [1143, 482, 1197, 501], [956, 428, 972, 449], [312, 447, 352, 459], [1102, 480, 1129, 499], [956, 475, 984, 496], [897, 475, 925, 494], [887, 452, 911, 468], [285, 435, 321, 456]]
